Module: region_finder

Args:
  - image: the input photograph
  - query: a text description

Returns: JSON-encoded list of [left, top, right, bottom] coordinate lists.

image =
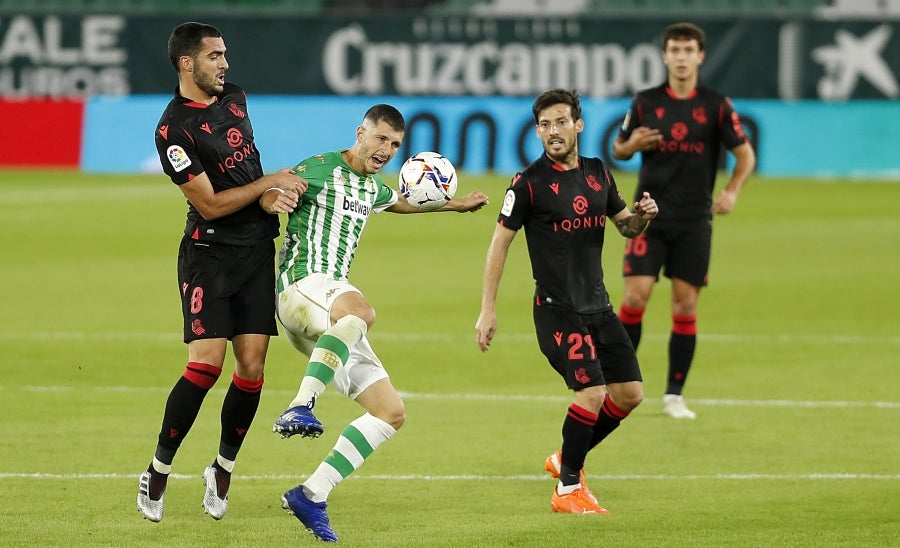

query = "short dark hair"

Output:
[[662, 22, 706, 51], [167, 22, 222, 71], [363, 104, 406, 133], [532, 89, 582, 124]]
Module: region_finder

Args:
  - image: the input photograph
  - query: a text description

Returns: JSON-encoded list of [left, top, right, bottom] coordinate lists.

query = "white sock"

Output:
[[151, 457, 172, 475], [304, 413, 396, 502], [556, 481, 582, 495], [216, 455, 235, 473]]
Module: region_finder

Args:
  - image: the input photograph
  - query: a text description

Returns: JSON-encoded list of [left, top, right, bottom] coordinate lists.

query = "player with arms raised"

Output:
[[267, 104, 489, 542]]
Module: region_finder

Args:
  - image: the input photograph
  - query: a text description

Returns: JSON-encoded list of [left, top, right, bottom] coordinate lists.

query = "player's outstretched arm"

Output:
[[439, 191, 490, 213], [387, 190, 490, 214]]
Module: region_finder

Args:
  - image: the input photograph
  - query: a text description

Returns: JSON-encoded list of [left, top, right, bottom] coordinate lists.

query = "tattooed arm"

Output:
[[612, 191, 658, 238]]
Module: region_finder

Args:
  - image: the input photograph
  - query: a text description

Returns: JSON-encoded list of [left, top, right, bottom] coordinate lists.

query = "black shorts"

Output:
[[622, 219, 712, 287], [177, 237, 278, 343], [533, 303, 642, 391]]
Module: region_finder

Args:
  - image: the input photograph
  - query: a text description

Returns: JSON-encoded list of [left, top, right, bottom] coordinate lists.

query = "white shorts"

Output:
[[276, 273, 388, 400]]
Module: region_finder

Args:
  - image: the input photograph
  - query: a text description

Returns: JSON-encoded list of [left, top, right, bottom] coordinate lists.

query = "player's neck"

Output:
[[545, 151, 579, 171], [178, 80, 216, 105], [667, 75, 698, 98], [341, 149, 365, 175]]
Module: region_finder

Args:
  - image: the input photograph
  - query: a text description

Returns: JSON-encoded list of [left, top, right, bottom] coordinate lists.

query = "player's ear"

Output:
[[575, 118, 585, 133]]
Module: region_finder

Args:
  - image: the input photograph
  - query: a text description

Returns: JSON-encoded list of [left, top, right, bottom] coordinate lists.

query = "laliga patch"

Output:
[[500, 189, 516, 216], [167, 145, 191, 172]]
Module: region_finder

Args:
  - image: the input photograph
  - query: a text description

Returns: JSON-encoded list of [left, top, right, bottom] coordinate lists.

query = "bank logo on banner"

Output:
[[812, 24, 898, 100]]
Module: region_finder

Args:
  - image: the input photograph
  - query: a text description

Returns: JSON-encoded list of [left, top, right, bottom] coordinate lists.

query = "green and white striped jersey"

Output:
[[277, 151, 398, 291]]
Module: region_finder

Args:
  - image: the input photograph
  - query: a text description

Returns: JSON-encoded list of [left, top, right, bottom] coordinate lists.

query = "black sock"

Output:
[[155, 374, 214, 463], [146, 465, 168, 501], [211, 460, 232, 499], [667, 332, 696, 395], [589, 395, 630, 449], [559, 403, 598, 486], [618, 304, 644, 349], [219, 374, 263, 461]]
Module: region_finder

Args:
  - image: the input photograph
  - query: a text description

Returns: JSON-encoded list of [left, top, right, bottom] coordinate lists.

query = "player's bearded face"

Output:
[[192, 37, 228, 97], [536, 104, 583, 163]]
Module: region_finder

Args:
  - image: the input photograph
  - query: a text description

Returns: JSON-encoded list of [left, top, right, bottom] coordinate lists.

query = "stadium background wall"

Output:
[[0, 12, 897, 177], [0, 14, 897, 99]]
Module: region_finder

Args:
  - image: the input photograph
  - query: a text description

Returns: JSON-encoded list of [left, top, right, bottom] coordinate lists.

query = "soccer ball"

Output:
[[398, 151, 458, 211]]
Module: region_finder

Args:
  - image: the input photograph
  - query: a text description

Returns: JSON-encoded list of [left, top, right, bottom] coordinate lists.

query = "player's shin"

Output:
[[589, 394, 631, 449], [303, 413, 396, 502]]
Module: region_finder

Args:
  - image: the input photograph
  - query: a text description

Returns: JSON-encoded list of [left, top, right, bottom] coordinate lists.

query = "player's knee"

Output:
[[233, 361, 264, 382], [358, 308, 376, 330], [332, 314, 369, 343], [623, 294, 650, 309], [624, 383, 644, 409], [611, 381, 643, 411], [390, 410, 406, 431], [332, 293, 377, 329], [376, 403, 405, 431]]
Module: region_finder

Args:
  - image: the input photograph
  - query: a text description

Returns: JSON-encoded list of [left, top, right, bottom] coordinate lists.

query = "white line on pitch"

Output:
[[1, 385, 897, 409], [1, 331, 899, 345], [0, 472, 897, 481]]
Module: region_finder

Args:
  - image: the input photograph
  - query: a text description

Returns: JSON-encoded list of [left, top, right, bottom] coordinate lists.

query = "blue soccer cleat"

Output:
[[273, 402, 324, 439], [282, 485, 338, 542]]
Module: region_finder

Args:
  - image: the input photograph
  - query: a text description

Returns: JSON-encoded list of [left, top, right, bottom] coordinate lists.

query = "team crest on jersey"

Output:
[[500, 189, 515, 216], [692, 107, 707, 124], [167, 145, 191, 172], [655, 107, 666, 119], [586, 174, 602, 191], [228, 103, 246, 118]]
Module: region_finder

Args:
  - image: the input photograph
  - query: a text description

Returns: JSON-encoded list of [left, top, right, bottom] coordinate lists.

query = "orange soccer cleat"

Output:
[[544, 450, 598, 503], [551, 484, 611, 515]]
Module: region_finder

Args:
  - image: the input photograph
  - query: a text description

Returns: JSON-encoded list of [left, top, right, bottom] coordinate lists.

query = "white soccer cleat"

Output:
[[202, 465, 229, 520], [662, 394, 697, 419], [137, 471, 164, 522]]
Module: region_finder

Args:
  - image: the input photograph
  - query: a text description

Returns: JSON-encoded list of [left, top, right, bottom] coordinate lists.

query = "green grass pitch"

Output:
[[1, 169, 898, 546]]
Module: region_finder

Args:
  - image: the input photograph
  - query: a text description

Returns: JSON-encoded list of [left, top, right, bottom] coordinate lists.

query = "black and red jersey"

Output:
[[619, 83, 749, 224], [498, 154, 627, 314], [155, 82, 278, 245]]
